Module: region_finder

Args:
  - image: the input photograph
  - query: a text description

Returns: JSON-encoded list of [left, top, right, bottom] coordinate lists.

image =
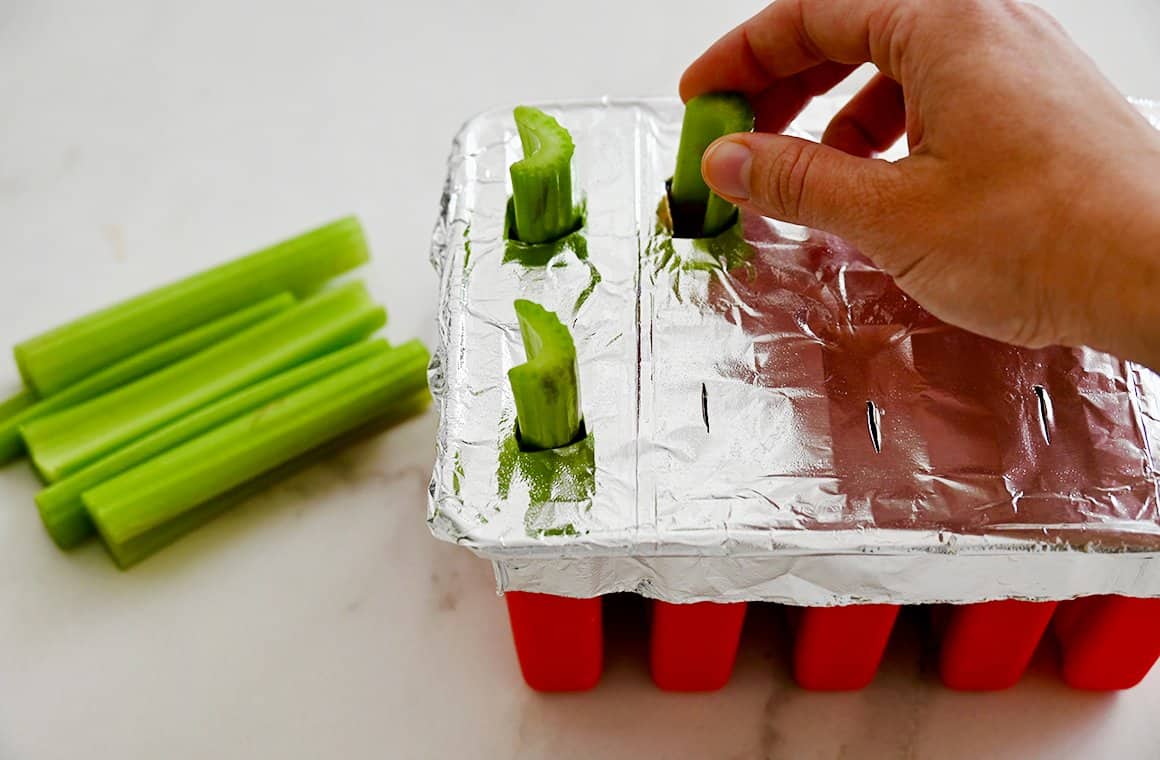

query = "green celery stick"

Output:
[[103, 391, 431, 569], [507, 300, 582, 450], [0, 390, 36, 461], [703, 190, 742, 239], [670, 93, 754, 237], [36, 339, 391, 549], [509, 106, 577, 244], [14, 217, 369, 396], [0, 389, 36, 420], [85, 340, 430, 545], [0, 294, 294, 464], [23, 281, 386, 481]]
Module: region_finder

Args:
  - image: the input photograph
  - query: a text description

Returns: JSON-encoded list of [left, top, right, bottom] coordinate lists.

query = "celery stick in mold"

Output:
[[507, 300, 583, 451], [0, 294, 294, 465], [23, 281, 385, 481], [14, 217, 369, 396], [509, 107, 578, 244], [86, 340, 430, 545], [670, 93, 754, 237], [36, 339, 391, 549]]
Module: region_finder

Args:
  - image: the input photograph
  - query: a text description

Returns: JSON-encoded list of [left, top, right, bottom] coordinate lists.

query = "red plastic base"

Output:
[[501, 593, 1159, 692], [650, 601, 748, 691], [939, 600, 1058, 690], [1053, 595, 1160, 690], [792, 604, 900, 690], [505, 591, 603, 692]]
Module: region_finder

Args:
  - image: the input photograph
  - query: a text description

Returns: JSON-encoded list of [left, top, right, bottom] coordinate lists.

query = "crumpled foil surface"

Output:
[[428, 96, 1160, 604]]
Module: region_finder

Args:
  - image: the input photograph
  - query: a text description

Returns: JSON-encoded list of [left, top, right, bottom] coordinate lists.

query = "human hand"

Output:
[[682, 0, 1160, 367]]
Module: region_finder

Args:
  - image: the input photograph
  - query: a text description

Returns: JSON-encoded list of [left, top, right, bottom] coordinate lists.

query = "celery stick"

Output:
[[14, 217, 368, 396], [0, 389, 35, 420], [670, 93, 754, 237], [0, 390, 37, 461], [0, 294, 294, 465], [509, 106, 578, 244], [36, 339, 391, 549], [702, 192, 741, 240], [23, 281, 385, 481], [86, 340, 430, 545], [102, 391, 430, 569], [507, 300, 582, 450]]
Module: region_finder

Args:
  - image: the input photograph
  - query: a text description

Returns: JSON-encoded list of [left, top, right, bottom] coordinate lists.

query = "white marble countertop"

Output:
[[0, 1, 1157, 758]]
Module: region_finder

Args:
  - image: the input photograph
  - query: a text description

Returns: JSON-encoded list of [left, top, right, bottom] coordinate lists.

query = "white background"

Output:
[[1, 1, 1158, 758]]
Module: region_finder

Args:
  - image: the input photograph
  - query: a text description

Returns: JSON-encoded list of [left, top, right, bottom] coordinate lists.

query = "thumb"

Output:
[[702, 133, 903, 236]]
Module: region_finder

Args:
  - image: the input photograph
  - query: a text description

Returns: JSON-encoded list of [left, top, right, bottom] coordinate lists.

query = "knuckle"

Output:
[[867, 1, 916, 76], [1005, 307, 1054, 348], [1019, 2, 1066, 32]]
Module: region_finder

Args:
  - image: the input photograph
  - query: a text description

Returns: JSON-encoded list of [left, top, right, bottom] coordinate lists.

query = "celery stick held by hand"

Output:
[[509, 106, 579, 244], [508, 300, 583, 451], [670, 93, 754, 237], [12, 217, 368, 397]]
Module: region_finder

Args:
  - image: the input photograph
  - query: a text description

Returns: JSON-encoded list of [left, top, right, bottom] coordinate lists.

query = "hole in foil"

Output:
[[866, 400, 883, 454], [514, 419, 589, 454], [503, 196, 585, 255], [663, 178, 738, 240], [1033, 384, 1054, 445]]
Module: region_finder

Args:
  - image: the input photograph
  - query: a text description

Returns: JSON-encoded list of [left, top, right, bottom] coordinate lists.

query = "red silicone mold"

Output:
[[938, 600, 1059, 690], [503, 593, 1159, 692], [1053, 595, 1160, 690], [505, 591, 603, 692], [792, 604, 901, 690], [650, 601, 748, 691]]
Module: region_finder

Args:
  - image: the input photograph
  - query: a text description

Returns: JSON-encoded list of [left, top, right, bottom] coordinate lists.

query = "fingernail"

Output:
[[703, 139, 752, 200]]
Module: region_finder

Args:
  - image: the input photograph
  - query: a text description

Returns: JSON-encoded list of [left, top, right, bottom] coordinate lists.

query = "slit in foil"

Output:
[[866, 400, 882, 454], [1034, 384, 1054, 445], [701, 382, 710, 434]]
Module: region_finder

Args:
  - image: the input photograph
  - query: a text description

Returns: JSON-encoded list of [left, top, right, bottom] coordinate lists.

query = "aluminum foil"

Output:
[[428, 96, 1160, 605]]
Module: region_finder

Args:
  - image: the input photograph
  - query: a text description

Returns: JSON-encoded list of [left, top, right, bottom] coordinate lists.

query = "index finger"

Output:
[[679, 0, 905, 101]]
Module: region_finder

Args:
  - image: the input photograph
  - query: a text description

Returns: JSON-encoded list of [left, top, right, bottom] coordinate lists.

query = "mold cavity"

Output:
[[664, 179, 737, 240], [503, 196, 584, 250], [514, 419, 589, 453]]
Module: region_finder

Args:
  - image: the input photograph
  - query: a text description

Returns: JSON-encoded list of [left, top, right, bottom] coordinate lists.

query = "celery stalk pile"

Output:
[[15, 217, 368, 396], [87, 340, 430, 547], [23, 280, 386, 481], [0, 217, 429, 567], [0, 293, 295, 463], [670, 93, 755, 238], [105, 393, 430, 569], [36, 340, 393, 549]]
